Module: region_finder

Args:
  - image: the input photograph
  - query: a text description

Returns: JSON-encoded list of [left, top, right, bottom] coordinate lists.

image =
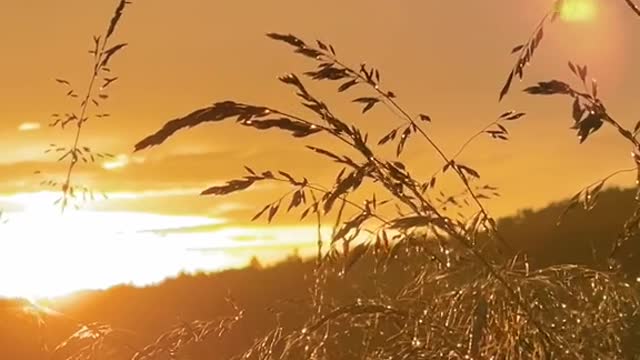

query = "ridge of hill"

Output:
[[2, 187, 639, 359]]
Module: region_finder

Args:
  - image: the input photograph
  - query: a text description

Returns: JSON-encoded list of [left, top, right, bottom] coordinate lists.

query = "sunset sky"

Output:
[[1, 0, 640, 298]]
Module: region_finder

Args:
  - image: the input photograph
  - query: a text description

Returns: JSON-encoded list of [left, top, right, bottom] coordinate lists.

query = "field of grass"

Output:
[[4, 0, 640, 359]]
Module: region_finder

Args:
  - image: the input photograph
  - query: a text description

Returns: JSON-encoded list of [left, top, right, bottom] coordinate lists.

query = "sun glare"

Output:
[[560, 0, 597, 22], [0, 192, 234, 299], [0, 191, 326, 299]]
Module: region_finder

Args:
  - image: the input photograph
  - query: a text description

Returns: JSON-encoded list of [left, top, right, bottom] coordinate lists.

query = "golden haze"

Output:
[[0, 0, 639, 297]]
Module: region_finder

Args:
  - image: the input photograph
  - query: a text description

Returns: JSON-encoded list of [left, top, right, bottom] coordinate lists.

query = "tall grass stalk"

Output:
[[42, 0, 131, 211]]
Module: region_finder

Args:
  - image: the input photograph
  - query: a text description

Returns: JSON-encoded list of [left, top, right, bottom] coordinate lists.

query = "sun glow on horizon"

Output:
[[0, 192, 233, 298], [0, 191, 329, 299]]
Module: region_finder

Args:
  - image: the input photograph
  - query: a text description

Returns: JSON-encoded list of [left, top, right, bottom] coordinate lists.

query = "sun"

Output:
[[0, 191, 332, 300], [0, 192, 234, 299], [559, 0, 597, 22]]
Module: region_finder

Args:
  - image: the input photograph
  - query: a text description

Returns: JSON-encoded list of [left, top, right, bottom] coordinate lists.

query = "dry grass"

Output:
[[37, 0, 131, 211], [21, 0, 640, 359], [132, 25, 640, 358]]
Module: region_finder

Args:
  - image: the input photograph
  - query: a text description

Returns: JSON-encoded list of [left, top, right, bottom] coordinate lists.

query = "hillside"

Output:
[[2, 187, 640, 359]]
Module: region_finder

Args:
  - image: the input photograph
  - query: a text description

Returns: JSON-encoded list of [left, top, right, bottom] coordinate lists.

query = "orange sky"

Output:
[[1, 0, 640, 297]]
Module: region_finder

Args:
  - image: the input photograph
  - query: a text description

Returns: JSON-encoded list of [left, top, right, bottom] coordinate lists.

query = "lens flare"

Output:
[[560, 0, 597, 22]]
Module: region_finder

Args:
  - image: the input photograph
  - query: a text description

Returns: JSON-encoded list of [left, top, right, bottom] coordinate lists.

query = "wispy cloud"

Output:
[[17, 122, 41, 131], [102, 154, 130, 170]]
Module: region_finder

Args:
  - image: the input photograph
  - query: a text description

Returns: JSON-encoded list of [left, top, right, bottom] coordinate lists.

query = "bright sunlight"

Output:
[[0, 192, 324, 299], [0, 192, 231, 298], [559, 0, 597, 22]]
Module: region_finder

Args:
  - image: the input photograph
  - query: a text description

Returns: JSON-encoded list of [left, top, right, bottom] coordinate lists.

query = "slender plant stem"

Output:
[[584, 168, 636, 190], [452, 120, 500, 160], [60, 30, 111, 212], [624, 0, 640, 17]]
